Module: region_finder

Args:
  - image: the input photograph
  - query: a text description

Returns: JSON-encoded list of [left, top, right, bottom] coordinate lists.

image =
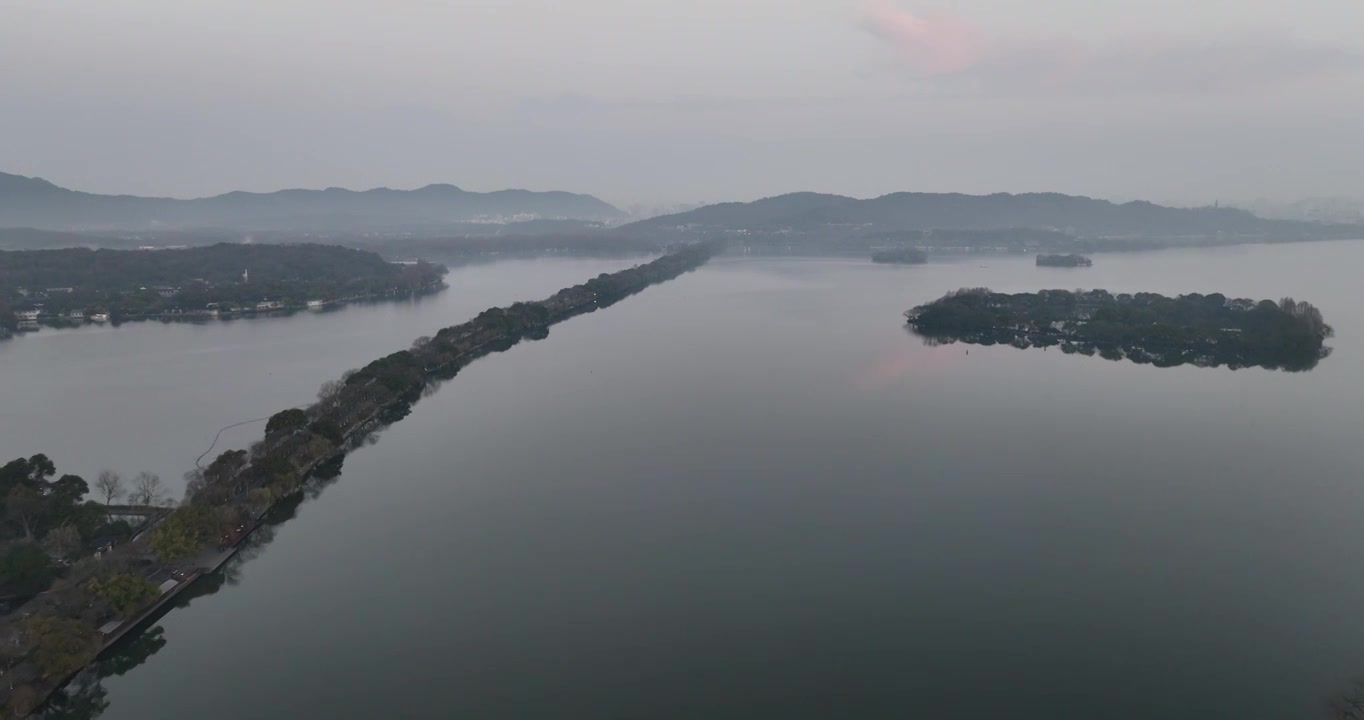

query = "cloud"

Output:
[[861, 0, 983, 74], [861, 3, 1364, 95]]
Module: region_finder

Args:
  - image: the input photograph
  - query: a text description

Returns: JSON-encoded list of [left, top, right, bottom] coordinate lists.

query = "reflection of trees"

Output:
[[98, 627, 167, 678], [40, 672, 108, 720], [1328, 679, 1364, 719], [909, 326, 1328, 372], [42, 626, 168, 718], [38, 463, 350, 719]]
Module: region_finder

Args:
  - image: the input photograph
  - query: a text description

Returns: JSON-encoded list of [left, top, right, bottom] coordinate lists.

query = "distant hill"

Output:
[[0, 172, 626, 232], [0, 227, 104, 251], [624, 191, 1356, 242]]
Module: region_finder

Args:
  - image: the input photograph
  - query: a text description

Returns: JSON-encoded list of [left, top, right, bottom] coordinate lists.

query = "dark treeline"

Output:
[[905, 288, 1333, 371], [1036, 254, 1093, 267], [871, 247, 928, 265], [0, 241, 720, 717], [865, 228, 1078, 252], [0, 244, 445, 324]]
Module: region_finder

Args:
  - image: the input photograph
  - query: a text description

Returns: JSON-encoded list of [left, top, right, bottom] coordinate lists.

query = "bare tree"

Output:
[[131, 472, 166, 507], [183, 468, 207, 501], [411, 336, 431, 352], [94, 470, 123, 505], [1329, 680, 1364, 719], [317, 379, 346, 409], [42, 525, 82, 559]]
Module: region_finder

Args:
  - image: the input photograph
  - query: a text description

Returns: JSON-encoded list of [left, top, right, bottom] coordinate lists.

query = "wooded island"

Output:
[[905, 288, 1333, 371], [0, 244, 446, 335], [1035, 254, 1093, 267], [871, 248, 928, 265]]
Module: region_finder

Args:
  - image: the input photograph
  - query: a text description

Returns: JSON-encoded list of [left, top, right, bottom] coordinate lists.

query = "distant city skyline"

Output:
[[3, 0, 1362, 207]]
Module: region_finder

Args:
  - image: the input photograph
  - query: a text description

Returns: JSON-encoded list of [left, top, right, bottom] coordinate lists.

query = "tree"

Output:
[[1328, 679, 1364, 719], [43, 524, 83, 559], [50, 473, 89, 508], [91, 519, 134, 544], [94, 470, 123, 505], [182, 467, 207, 502], [0, 542, 56, 597], [85, 573, 159, 616], [316, 379, 346, 409], [22, 614, 101, 677], [150, 506, 218, 561], [63, 501, 109, 544], [265, 408, 308, 436], [203, 450, 249, 487], [311, 418, 344, 444], [0, 453, 56, 491], [130, 471, 166, 507], [5, 485, 46, 540]]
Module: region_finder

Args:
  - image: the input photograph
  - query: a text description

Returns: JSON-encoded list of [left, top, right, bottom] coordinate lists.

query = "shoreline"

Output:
[[14, 242, 720, 717], [6, 282, 447, 339]]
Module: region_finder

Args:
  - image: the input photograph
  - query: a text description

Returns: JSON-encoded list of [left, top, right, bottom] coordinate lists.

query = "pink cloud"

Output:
[[862, 0, 984, 74]]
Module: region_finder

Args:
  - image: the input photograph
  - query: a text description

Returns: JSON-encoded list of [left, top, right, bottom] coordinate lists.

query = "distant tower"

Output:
[[243, 268, 249, 283]]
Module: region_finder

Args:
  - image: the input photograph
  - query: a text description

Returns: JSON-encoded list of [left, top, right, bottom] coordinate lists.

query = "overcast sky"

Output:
[[2, 0, 1362, 207]]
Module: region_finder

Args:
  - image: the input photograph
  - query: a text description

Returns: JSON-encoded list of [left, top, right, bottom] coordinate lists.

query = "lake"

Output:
[[9, 242, 1364, 719]]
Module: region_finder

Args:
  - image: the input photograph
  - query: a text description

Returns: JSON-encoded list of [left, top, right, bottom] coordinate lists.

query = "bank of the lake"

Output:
[[10, 240, 1364, 719], [1, 246, 717, 716]]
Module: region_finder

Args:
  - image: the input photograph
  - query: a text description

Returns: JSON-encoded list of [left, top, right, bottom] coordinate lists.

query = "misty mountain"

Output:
[[625, 191, 1352, 240], [0, 172, 625, 232], [0, 227, 106, 251]]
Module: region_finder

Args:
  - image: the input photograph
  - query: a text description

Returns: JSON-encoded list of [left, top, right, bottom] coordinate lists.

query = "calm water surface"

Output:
[[8, 244, 1364, 719]]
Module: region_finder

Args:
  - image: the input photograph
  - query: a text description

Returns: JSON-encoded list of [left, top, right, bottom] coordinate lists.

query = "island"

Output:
[[0, 241, 721, 716], [0, 243, 447, 335], [1036, 253, 1092, 267], [904, 288, 1333, 371], [872, 248, 928, 265]]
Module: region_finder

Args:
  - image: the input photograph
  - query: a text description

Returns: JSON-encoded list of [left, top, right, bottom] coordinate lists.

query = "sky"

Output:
[[2, 0, 1363, 208]]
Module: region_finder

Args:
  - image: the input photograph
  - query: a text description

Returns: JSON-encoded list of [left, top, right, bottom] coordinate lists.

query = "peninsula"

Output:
[[872, 248, 928, 265], [0, 241, 720, 717], [0, 243, 446, 334], [905, 288, 1333, 371], [1036, 254, 1092, 267]]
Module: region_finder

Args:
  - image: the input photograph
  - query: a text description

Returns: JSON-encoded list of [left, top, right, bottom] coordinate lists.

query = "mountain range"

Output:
[[624, 191, 1355, 240], [0, 172, 625, 232], [4, 171, 1358, 250]]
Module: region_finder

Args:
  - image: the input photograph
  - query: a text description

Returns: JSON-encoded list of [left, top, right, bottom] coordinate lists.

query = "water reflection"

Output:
[[41, 463, 346, 719], [39, 310, 554, 718], [907, 325, 1332, 372]]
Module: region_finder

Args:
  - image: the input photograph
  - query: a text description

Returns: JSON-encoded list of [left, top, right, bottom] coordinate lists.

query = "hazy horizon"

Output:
[[3, 0, 1363, 208], [5, 167, 1321, 213]]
